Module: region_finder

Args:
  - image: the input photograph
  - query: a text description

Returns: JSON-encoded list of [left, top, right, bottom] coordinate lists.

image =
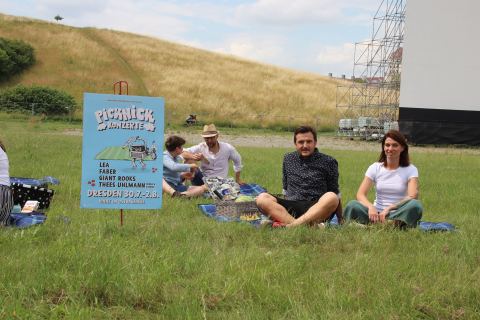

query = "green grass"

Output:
[[0, 120, 479, 319]]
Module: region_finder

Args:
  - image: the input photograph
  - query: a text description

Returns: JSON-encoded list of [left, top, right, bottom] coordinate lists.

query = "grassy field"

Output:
[[0, 119, 479, 319], [0, 13, 341, 130]]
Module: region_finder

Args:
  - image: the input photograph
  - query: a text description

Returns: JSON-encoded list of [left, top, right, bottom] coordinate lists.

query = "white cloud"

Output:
[[315, 43, 358, 77], [214, 34, 286, 64], [78, 6, 191, 41], [234, 0, 379, 25], [32, 0, 108, 19], [235, 0, 340, 25], [30, 0, 192, 41], [317, 43, 354, 64], [0, 0, 382, 75]]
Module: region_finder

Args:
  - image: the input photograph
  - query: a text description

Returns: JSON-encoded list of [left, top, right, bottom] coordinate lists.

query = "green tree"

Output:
[[0, 85, 76, 116], [0, 37, 36, 81]]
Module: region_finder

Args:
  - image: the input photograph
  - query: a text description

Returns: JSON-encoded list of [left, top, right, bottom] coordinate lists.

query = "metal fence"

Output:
[[0, 101, 75, 119], [0, 101, 333, 130]]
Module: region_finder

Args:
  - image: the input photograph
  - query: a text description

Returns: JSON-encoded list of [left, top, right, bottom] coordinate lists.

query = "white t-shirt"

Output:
[[0, 148, 10, 186], [184, 141, 242, 178], [365, 162, 418, 211]]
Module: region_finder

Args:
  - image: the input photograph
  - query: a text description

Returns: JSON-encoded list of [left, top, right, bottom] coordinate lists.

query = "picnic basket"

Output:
[[215, 200, 260, 218]]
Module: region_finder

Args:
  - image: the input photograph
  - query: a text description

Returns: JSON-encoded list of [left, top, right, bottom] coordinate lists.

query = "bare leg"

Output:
[[256, 193, 295, 224], [287, 192, 339, 227], [162, 179, 176, 196], [183, 185, 208, 197]]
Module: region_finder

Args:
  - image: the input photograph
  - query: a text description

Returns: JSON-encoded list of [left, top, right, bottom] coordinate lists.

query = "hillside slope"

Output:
[[0, 13, 341, 129]]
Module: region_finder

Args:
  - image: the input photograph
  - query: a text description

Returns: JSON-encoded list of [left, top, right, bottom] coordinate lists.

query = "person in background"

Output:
[[162, 135, 207, 198], [0, 139, 13, 225], [256, 126, 342, 227], [182, 124, 244, 185], [344, 130, 423, 227]]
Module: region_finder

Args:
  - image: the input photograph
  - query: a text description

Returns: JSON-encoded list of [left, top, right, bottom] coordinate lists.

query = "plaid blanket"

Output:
[[199, 183, 454, 232], [239, 184, 267, 197], [198, 204, 270, 227], [198, 203, 454, 232]]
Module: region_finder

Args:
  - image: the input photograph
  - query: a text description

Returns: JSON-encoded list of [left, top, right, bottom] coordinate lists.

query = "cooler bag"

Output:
[[10, 177, 56, 209]]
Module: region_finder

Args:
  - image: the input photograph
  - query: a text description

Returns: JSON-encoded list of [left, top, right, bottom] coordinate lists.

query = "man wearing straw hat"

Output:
[[183, 124, 244, 185]]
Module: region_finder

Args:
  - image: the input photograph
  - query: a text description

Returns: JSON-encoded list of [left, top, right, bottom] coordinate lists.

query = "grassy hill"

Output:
[[0, 13, 341, 129]]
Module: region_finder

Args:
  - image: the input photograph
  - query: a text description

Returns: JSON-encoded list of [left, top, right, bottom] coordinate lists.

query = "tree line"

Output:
[[0, 37, 77, 116], [0, 37, 35, 81]]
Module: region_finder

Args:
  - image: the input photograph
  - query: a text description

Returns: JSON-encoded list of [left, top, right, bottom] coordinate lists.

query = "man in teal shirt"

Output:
[[162, 135, 207, 198]]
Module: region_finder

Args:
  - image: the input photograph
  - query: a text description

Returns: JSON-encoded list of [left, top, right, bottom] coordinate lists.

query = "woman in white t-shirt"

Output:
[[344, 130, 423, 227], [0, 139, 13, 225]]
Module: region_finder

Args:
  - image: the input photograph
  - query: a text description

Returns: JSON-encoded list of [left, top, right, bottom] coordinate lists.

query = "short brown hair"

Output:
[[294, 126, 317, 143], [165, 135, 185, 152]]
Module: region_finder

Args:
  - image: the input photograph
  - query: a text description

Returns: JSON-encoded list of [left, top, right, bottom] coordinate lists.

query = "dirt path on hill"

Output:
[[81, 28, 149, 96], [62, 129, 480, 155]]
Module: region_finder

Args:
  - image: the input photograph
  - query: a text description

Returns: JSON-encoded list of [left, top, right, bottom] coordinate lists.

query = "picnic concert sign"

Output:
[[80, 93, 164, 209]]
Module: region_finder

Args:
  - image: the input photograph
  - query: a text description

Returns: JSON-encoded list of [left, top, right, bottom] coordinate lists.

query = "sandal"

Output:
[[171, 191, 183, 198]]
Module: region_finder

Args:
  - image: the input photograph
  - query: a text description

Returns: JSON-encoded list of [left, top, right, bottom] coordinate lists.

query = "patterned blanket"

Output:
[[239, 184, 267, 197], [198, 203, 455, 232]]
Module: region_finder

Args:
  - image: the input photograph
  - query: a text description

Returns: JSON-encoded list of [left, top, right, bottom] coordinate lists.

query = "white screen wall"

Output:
[[400, 0, 480, 112]]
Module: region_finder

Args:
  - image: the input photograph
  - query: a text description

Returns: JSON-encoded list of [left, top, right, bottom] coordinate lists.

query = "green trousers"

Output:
[[344, 199, 423, 227]]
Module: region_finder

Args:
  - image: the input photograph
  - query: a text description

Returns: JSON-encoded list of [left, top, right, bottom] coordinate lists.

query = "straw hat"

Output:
[[201, 124, 219, 138]]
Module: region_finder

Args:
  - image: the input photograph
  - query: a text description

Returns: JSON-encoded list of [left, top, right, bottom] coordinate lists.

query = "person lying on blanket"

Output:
[[162, 135, 207, 198], [256, 126, 342, 227], [181, 124, 245, 185], [343, 130, 423, 228]]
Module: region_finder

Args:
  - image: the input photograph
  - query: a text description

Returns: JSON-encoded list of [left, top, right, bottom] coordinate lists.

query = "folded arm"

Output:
[[163, 155, 195, 172], [379, 177, 419, 218]]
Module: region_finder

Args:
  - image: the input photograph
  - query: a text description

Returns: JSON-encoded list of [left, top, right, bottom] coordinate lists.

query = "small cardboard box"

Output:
[[21, 200, 40, 214]]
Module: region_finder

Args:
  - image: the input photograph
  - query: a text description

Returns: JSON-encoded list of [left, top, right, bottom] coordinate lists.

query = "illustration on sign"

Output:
[[80, 93, 164, 209]]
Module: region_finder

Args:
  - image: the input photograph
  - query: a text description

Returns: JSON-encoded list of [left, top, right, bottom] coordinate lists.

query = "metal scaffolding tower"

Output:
[[336, 0, 405, 138]]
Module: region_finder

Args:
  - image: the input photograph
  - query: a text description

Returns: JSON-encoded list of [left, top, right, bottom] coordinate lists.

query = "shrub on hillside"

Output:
[[0, 37, 36, 81], [0, 85, 76, 116]]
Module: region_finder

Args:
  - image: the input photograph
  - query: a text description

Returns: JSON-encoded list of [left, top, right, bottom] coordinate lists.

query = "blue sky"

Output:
[[0, 0, 382, 77]]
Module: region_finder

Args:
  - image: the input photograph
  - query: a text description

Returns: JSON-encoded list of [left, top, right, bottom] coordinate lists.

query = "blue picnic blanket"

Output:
[[198, 204, 272, 227], [10, 176, 60, 186], [239, 184, 267, 197], [314, 218, 455, 231], [198, 183, 268, 226], [9, 212, 47, 228], [198, 204, 455, 232], [418, 221, 455, 232]]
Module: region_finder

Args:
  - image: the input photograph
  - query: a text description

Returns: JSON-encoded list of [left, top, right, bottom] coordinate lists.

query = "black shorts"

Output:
[[274, 195, 336, 220]]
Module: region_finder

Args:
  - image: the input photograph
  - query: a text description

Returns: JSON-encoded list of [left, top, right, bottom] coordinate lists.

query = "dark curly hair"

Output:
[[165, 135, 186, 152]]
